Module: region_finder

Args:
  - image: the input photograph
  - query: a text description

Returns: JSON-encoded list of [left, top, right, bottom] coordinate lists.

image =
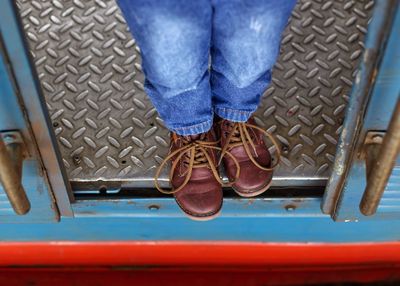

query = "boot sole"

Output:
[[232, 178, 273, 198], [183, 207, 222, 221], [175, 199, 223, 222]]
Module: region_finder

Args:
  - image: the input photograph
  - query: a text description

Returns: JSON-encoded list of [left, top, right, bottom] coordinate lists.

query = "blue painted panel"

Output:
[[379, 165, 400, 213], [364, 8, 400, 130], [72, 197, 324, 218], [332, 161, 400, 222], [0, 198, 400, 242], [0, 160, 58, 223], [0, 55, 26, 130]]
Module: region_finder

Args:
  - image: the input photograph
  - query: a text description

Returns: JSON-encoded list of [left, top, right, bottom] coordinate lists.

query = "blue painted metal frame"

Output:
[[0, 0, 73, 217], [321, 0, 399, 215], [0, 1, 400, 242], [333, 6, 400, 222], [1, 197, 400, 242], [0, 38, 58, 223]]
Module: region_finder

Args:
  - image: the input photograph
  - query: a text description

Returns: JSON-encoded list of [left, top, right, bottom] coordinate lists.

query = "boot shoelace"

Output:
[[154, 134, 240, 194], [219, 121, 281, 171]]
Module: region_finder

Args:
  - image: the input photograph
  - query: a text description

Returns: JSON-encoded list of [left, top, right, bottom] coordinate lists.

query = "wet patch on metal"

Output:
[[16, 0, 374, 192]]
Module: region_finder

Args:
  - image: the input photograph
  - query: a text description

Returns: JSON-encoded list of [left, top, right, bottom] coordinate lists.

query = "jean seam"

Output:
[[215, 107, 254, 114], [214, 107, 255, 122], [169, 119, 213, 135], [172, 120, 211, 131]]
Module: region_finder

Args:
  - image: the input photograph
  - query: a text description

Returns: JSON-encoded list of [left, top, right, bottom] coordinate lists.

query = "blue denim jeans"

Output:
[[117, 0, 296, 135]]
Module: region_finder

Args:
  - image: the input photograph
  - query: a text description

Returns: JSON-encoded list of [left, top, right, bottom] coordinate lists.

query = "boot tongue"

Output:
[[184, 133, 205, 143]]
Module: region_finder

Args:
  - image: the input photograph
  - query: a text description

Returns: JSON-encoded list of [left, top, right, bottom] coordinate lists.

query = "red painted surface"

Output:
[[1, 266, 400, 286], [1, 241, 400, 266], [1, 242, 400, 285]]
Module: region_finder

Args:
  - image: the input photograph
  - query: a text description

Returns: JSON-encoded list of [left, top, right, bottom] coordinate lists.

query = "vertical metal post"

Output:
[[0, 133, 30, 215], [360, 98, 400, 215]]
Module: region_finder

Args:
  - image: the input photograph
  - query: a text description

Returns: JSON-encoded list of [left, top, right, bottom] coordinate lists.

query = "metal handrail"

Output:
[[0, 133, 30, 215], [360, 98, 400, 216]]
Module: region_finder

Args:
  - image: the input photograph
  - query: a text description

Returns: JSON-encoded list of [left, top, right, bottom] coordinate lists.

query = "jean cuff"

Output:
[[214, 107, 254, 122], [169, 119, 213, 136]]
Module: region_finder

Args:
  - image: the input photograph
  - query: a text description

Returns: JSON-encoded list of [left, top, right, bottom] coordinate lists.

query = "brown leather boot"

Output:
[[216, 117, 280, 197], [155, 129, 223, 220]]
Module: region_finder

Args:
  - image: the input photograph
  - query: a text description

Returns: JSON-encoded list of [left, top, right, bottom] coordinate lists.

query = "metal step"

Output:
[[16, 0, 374, 192]]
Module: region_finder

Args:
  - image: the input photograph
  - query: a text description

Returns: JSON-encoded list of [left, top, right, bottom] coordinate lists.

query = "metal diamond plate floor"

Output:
[[16, 0, 374, 191]]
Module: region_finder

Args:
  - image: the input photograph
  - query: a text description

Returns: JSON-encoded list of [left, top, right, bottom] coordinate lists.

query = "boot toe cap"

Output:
[[233, 161, 272, 196], [174, 180, 223, 219]]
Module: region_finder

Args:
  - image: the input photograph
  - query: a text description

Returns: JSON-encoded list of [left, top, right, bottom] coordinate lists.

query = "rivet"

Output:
[[148, 205, 160, 211]]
